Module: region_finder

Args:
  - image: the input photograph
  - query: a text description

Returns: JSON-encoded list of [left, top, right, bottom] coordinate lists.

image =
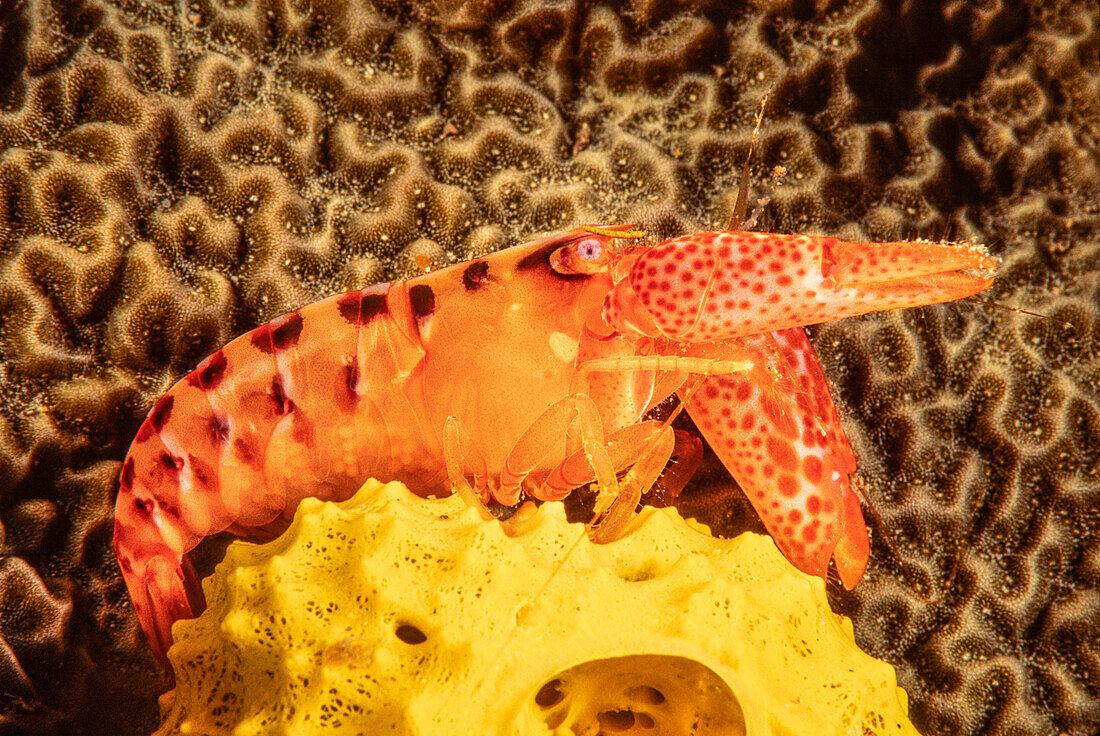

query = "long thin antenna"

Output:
[[582, 225, 647, 239], [728, 97, 767, 231], [963, 295, 1075, 328], [742, 164, 786, 232], [471, 524, 589, 696]]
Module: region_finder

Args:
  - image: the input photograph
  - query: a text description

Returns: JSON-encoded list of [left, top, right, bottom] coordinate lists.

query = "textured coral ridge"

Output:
[[0, 0, 1098, 734], [158, 479, 918, 736]]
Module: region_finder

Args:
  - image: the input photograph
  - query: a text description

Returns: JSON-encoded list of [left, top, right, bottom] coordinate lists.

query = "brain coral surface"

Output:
[[0, 1, 1098, 735]]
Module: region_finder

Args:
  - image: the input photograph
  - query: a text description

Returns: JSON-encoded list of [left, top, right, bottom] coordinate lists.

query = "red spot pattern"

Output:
[[120, 457, 135, 490], [680, 327, 866, 584], [115, 286, 407, 663], [627, 231, 834, 340], [803, 455, 823, 484], [777, 475, 799, 497], [624, 230, 985, 356], [135, 395, 174, 443], [630, 236, 717, 337], [187, 350, 228, 390], [765, 436, 799, 472]]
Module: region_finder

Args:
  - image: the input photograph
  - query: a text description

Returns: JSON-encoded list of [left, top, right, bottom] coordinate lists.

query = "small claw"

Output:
[[587, 423, 675, 544], [606, 231, 997, 340]]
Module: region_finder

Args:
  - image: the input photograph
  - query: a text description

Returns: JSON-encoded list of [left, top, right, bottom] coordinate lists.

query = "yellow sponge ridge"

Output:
[[157, 480, 918, 735]]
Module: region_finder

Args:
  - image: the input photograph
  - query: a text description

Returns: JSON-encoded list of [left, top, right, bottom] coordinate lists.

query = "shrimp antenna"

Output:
[[728, 97, 768, 231], [741, 164, 787, 232], [582, 225, 647, 239], [963, 295, 1075, 328]]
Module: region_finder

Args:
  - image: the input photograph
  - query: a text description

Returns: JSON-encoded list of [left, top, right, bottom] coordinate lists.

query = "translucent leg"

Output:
[[497, 394, 618, 508], [443, 416, 494, 522]]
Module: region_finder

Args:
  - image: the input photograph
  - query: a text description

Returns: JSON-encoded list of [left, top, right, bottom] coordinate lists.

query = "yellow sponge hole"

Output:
[[157, 480, 919, 735]]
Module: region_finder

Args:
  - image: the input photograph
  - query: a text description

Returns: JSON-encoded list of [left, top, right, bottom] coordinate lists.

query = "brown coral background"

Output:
[[0, 0, 1097, 734]]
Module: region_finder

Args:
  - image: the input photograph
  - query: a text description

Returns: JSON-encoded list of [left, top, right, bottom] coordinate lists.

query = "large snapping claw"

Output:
[[606, 230, 997, 340], [600, 229, 997, 590]]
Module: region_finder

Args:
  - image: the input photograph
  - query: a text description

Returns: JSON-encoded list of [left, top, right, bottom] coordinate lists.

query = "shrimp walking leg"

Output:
[[443, 416, 494, 520], [497, 394, 619, 507]]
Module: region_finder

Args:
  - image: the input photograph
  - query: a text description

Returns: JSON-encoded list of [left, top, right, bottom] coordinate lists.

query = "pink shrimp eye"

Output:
[[550, 236, 612, 275], [575, 238, 603, 260]]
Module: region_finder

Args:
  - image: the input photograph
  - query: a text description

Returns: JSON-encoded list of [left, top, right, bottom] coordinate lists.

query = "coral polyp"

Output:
[[157, 480, 917, 735]]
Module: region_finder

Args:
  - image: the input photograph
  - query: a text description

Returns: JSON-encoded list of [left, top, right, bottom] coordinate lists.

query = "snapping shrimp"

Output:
[[112, 224, 996, 665]]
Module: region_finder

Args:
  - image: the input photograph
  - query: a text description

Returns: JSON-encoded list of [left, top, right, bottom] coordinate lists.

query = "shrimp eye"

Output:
[[575, 238, 603, 260], [550, 236, 612, 276]]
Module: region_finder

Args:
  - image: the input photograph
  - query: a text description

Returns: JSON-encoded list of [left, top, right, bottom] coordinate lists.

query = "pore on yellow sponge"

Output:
[[156, 479, 919, 735]]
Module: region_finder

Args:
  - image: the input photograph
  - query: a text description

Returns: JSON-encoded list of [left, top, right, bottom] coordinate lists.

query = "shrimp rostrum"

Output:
[[113, 224, 996, 664]]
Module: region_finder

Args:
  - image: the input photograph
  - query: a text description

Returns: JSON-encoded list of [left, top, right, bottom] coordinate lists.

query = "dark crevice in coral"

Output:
[[0, 3, 30, 111], [846, 1, 964, 122], [923, 115, 991, 210]]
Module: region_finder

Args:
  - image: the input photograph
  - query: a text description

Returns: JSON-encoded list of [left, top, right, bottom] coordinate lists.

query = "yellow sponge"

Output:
[[156, 480, 919, 735]]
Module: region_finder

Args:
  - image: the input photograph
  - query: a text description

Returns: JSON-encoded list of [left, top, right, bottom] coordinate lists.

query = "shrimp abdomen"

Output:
[[113, 282, 440, 663]]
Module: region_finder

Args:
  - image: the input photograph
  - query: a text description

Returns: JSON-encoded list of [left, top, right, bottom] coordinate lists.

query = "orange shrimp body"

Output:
[[113, 225, 996, 665]]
